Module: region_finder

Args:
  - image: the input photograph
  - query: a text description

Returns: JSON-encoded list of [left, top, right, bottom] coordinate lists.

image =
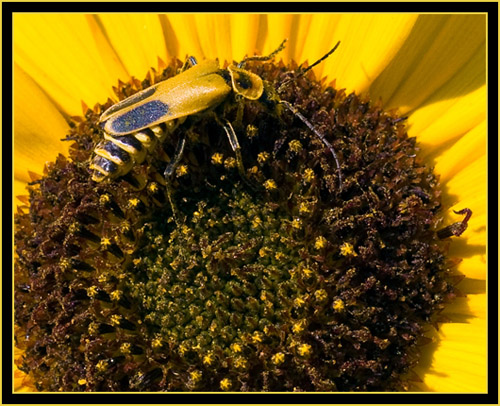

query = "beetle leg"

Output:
[[164, 133, 187, 225], [216, 118, 259, 191], [220, 120, 245, 176], [179, 56, 198, 73]]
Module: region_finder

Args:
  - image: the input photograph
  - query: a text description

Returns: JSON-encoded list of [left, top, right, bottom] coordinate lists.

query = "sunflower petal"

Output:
[[416, 312, 487, 392], [95, 14, 169, 80], [370, 15, 485, 113], [296, 14, 342, 79], [261, 14, 294, 62], [14, 14, 124, 115], [315, 14, 418, 93], [408, 54, 485, 146], [442, 155, 487, 280], [165, 15, 204, 60], [14, 64, 69, 187], [432, 121, 486, 183], [229, 15, 263, 62]]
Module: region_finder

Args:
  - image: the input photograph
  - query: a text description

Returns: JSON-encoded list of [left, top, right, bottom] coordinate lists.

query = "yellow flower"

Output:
[[13, 14, 486, 393]]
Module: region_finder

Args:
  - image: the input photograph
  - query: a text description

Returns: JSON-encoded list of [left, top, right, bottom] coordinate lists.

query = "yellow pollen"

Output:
[[252, 331, 263, 343], [263, 179, 277, 190], [299, 202, 311, 214], [340, 242, 357, 256], [259, 247, 271, 257], [333, 298, 345, 311], [176, 165, 188, 177], [87, 286, 98, 298], [234, 357, 248, 369], [224, 157, 237, 169], [231, 343, 242, 353], [88, 322, 98, 334], [96, 360, 108, 372], [120, 343, 131, 354], [314, 289, 328, 302], [220, 378, 232, 391], [303, 168, 315, 183], [294, 296, 306, 308], [178, 344, 188, 355], [301, 267, 313, 278], [147, 182, 159, 193], [289, 139, 303, 152], [128, 198, 141, 208], [110, 290, 122, 301], [190, 370, 202, 383], [275, 252, 286, 261], [100, 237, 112, 248], [203, 353, 214, 366], [59, 258, 71, 271], [110, 314, 122, 326], [211, 152, 224, 165], [257, 151, 270, 164], [251, 216, 262, 228], [99, 194, 111, 204], [272, 352, 285, 365], [292, 320, 306, 334], [297, 343, 312, 357], [152, 338, 162, 349], [78, 379, 87, 385], [68, 222, 80, 233], [246, 124, 258, 138], [314, 236, 327, 249]]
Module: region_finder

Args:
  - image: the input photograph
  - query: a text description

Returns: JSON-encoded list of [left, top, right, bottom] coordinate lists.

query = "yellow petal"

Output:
[[433, 121, 486, 183], [318, 14, 418, 93], [408, 69, 485, 147], [194, 15, 233, 62], [96, 14, 169, 80], [14, 178, 32, 208], [441, 154, 486, 214], [165, 15, 204, 60], [14, 14, 123, 115], [416, 297, 487, 392], [283, 15, 309, 62], [261, 14, 294, 62], [440, 155, 487, 281], [14, 64, 69, 184], [370, 14, 485, 113], [229, 14, 263, 62], [297, 14, 342, 79]]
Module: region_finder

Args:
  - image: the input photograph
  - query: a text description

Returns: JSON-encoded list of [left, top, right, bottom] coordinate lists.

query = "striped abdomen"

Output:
[[90, 124, 168, 182]]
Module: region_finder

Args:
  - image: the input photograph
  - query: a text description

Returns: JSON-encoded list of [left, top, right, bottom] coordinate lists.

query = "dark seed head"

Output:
[[14, 56, 461, 392]]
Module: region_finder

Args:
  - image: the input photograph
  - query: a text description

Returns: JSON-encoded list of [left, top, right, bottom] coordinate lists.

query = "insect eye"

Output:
[[236, 75, 252, 90]]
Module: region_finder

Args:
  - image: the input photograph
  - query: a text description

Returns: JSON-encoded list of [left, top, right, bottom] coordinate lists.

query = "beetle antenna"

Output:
[[280, 100, 343, 191], [278, 41, 340, 93], [238, 39, 288, 68]]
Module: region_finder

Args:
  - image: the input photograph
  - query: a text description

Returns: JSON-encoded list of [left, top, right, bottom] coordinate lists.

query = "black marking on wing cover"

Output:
[[110, 100, 170, 133]]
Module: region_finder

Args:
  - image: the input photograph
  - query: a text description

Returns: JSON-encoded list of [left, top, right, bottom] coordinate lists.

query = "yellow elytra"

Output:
[[89, 39, 343, 191]]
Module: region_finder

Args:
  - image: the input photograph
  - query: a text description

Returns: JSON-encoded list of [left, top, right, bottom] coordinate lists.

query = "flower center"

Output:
[[15, 58, 461, 392]]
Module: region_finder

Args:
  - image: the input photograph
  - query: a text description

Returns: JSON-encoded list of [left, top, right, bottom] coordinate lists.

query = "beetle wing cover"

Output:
[[101, 60, 231, 136]]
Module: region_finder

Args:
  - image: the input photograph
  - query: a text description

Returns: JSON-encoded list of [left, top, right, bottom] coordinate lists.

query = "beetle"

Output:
[[90, 40, 343, 193]]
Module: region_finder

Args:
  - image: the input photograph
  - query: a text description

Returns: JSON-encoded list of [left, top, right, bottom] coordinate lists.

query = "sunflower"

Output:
[[13, 14, 486, 392]]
